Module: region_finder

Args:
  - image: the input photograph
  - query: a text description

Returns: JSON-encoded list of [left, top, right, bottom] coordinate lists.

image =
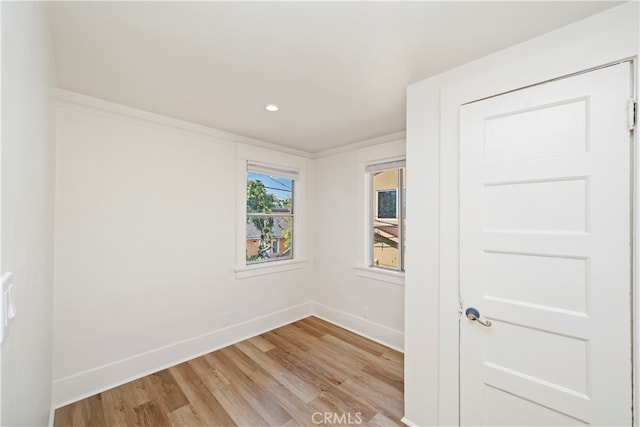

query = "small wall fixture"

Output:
[[265, 104, 279, 112]]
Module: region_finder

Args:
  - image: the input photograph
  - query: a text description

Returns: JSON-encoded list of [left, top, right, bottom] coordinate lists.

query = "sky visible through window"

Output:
[[247, 172, 292, 202]]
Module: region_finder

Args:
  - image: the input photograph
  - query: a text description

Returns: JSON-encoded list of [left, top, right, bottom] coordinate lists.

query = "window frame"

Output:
[[354, 139, 406, 286], [235, 144, 309, 279], [245, 169, 294, 265], [369, 165, 406, 273]]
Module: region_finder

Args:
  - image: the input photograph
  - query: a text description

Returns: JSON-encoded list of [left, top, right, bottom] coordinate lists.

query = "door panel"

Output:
[[483, 251, 587, 313], [484, 178, 588, 232], [485, 386, 586, 427], [459, 63, 632, 426]]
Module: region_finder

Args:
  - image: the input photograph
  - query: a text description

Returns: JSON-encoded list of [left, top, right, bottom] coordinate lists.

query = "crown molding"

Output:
[[56, 90, 405, 159], [56, 89, 313, 159], [311, 130, 406, 159]]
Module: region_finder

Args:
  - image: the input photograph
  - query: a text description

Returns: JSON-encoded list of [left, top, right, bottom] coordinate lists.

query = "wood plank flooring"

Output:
[[54, 316, 404, 426]]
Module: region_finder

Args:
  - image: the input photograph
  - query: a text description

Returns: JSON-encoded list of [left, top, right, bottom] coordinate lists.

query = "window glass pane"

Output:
[[372, 169, 400, 270], [246, 216, 293, 264], [246, 170, 294, 265], [246, 172, 293, 214], [402, 168, 407, 271]]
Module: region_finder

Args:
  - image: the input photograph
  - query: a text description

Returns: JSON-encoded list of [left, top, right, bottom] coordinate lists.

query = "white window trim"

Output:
[[234, 259, 309, 279], [355, 140, 406, 285], [236, 144, 309, 279], [354, 264, 405, 286]]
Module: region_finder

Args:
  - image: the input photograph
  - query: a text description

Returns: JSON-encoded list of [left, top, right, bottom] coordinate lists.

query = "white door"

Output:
[[459, 62, 633, 426]]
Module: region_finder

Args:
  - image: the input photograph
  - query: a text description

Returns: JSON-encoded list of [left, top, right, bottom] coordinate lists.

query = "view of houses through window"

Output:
[[246, 170, 294, 264], [371, 165, 406, 271]]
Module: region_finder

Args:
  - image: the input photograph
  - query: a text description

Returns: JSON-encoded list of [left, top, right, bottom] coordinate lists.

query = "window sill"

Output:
[[354, 265, 405, 286], [235, 259, 309, 279]]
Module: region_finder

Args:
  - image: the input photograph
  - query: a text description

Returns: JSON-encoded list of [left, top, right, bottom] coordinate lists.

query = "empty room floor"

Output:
[[54, 316, 404, 426]]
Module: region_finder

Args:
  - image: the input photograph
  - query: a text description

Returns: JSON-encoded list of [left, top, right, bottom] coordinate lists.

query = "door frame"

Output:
[[436, 40, 638, 426]]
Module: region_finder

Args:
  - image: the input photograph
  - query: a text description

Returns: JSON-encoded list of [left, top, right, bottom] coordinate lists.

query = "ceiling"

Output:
[[48, 1, 622, 153]]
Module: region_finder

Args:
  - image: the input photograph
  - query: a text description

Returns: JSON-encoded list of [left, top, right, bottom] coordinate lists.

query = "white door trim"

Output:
[[437, 51, 638, 427]]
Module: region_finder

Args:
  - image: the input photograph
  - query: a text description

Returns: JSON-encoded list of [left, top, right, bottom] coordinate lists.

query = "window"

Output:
[[246, 165, 295, 265], [376, 189, 397, 219], [236, 146, 308, 279], [368, 161, 406, 272]]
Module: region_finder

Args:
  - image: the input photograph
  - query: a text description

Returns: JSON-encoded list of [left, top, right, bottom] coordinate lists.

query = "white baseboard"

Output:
[[52, 300, 404, 409], [48, 402, 55, 426], [52, 302, 313, 408], [400, 416, 418, 426], [312, 302, 404, 352]]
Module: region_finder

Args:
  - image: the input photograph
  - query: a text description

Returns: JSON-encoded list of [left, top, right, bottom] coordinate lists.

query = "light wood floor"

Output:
[[54, 316, 404, 426]]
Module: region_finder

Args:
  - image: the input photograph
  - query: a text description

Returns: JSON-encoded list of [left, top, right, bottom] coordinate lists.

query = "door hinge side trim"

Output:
[[628, 98, 637, 131]]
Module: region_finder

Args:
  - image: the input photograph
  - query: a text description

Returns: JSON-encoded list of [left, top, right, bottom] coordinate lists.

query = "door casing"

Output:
[[436, 56, 638, 425]]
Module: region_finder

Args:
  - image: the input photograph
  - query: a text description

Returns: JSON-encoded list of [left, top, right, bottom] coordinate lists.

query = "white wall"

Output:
[[1, 2, 57, 425], [0, 3, 406, 414], [404, 3, 639, 426], [52, 99, 314, 406], [313, 139, 405, 350], [52, 91, 408, 407]]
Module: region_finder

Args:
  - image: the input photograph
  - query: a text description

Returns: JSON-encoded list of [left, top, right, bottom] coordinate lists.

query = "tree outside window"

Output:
[[246, 172, 293, 264]]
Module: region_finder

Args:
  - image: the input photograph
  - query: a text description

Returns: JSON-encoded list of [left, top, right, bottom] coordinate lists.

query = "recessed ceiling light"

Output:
[[265, 104, 279, 112]]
